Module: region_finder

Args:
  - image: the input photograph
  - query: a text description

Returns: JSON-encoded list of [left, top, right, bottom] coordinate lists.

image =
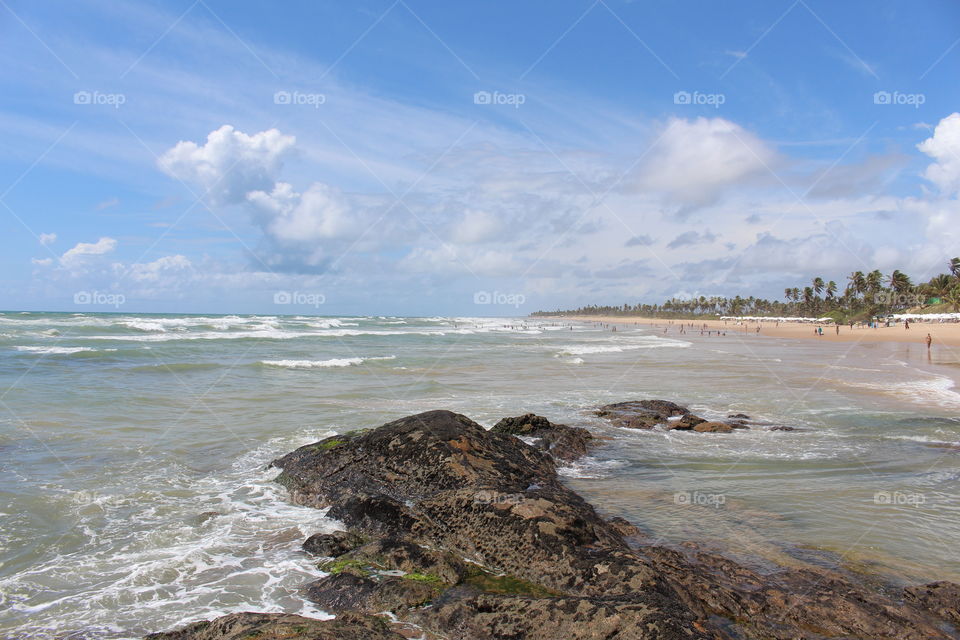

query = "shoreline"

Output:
[[540, 315, 960, 347]]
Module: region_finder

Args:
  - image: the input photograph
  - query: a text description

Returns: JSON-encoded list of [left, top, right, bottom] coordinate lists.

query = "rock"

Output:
[[271, 410, 709, 637], [325, 536, 468, 585], [692, 421, 734, 433], [167, 408, 956, 640], [769, 425, 796, 432], [596, 399, 691, 429], [302, 530, 366, 557], [643, 545, 951, 640], [669, 414, 706, 430], [904, 580, 960, 625], [303, 572, 438, 614], [491, 413, 593, 461], [728, 413, 750, 419], [411, 591, 703, 640], [143, 611, 406, 640]]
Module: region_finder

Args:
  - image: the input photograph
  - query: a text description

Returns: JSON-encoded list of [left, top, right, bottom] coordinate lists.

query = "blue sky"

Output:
[[1, 0, 958, 314]]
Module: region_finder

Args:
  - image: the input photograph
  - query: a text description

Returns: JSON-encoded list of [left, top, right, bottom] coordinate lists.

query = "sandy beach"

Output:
[[546, 315, 960, 347]]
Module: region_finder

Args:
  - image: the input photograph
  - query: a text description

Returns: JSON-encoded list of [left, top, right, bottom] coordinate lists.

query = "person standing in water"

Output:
[[926, 333, 933, 349]]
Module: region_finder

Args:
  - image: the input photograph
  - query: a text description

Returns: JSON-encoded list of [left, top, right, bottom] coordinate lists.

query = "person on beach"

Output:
[[926, 333, 933, 349], [835, 325, 840, 335]]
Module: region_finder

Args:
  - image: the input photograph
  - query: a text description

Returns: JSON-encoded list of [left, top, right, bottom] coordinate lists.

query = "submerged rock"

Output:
[[596, 399, 691, 429]]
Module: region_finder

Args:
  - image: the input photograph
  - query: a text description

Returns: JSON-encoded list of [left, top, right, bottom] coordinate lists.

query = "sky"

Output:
[[1, 0, 958, 315]]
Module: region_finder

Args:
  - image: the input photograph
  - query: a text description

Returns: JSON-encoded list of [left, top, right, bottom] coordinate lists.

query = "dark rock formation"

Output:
[[491, 412, 593, 461], [302, 530, 366, 557], [904, 580, 960, 625], [596, 399, 690, 429], [147, 408, 960, 640], [143, 611, 407, 640]]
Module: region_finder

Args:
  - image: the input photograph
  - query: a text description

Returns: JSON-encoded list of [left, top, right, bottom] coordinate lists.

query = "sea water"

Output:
[[1, 313, 958, 638]]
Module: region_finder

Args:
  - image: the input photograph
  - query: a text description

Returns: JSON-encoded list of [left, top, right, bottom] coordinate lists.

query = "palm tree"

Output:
[[925, 274, 954, 300], [847, 271, 865, 299], [945, 285, 960, 312], [826, 280, 837, 301], [802, 287, 814, 314], [950, 257, 960, 279], [812, 277, 825, 297]]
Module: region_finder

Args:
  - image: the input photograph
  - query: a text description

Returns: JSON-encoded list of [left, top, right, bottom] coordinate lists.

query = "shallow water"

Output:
[[1, 313, 959, 638]]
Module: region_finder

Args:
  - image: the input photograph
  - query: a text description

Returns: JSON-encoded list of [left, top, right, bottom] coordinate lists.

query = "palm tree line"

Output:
[[533, 258, 960, 320]]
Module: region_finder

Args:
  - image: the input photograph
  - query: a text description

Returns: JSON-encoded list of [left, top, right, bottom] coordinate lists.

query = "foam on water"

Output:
[[841, 374, 960, 410], [259, 356, 396, 369], [0, 429, 341, 640]]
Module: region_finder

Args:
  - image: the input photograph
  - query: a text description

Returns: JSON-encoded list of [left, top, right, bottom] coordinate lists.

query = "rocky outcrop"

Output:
[[147, 408, 960, 640], [491, 412, 593, 461], [143, 611, 407, 640], [904, 580, 960, 625], [597, 400, 790, 432]]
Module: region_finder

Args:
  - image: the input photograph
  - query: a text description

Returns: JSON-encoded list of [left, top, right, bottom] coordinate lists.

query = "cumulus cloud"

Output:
[[31, 257, 53, 266], [158, 125, 295, 205], [450, 209, 504, 244], [624, 234, 655, 247], [917, 112, 960, 196], [60, 237, 117, 268], [637, 117, 775, 208], [39, 232, 57, 245], [247, 182, 357, 245], [667, 230, 718, 249]]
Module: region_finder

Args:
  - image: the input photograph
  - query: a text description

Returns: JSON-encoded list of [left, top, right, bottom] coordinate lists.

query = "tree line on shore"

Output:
[[532, 258, 960, 322]]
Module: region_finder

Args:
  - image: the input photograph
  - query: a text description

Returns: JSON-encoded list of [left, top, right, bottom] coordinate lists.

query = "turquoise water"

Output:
[[1, 312, 959, 639]]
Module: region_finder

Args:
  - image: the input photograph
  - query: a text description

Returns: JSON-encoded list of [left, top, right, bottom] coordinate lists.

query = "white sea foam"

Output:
[[260, 356, 396, 369], [557, 337, 691, 356], [843, 375, 960, 410], [14, 346, 108, 355]]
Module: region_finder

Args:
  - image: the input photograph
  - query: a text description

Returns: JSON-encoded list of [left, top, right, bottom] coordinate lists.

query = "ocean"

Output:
[[1, 312, 959, 639]]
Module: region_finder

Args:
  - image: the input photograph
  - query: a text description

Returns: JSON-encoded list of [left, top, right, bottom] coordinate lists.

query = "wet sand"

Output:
[[547, 315, 960, 347]]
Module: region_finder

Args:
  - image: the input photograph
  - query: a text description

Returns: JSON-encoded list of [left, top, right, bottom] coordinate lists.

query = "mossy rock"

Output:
[[463, 566, 561, 597]]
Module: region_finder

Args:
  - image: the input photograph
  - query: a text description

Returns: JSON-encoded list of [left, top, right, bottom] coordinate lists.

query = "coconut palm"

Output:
[[925, 274, 954, 299], [826, 280, 837, 300], [950, 257, 960, 279], [847, 271, 865, 299], [812, 277, 825, 297], [945, 285, 960, 312]]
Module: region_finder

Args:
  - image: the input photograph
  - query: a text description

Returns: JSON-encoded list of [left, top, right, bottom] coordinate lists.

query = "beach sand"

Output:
[[546, 315, 960, 347]]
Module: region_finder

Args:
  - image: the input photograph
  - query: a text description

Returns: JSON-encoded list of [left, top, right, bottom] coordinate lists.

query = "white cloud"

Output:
[[39, 232, 57, 245], [60, 237, 117, 268], [637, 117, 776, 208], [247, 182, 357, 244], [31, 257, 53, 266], [450, 209, 503, 244], [158, 125, 296, 205], [917, 112, 960, 196]]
